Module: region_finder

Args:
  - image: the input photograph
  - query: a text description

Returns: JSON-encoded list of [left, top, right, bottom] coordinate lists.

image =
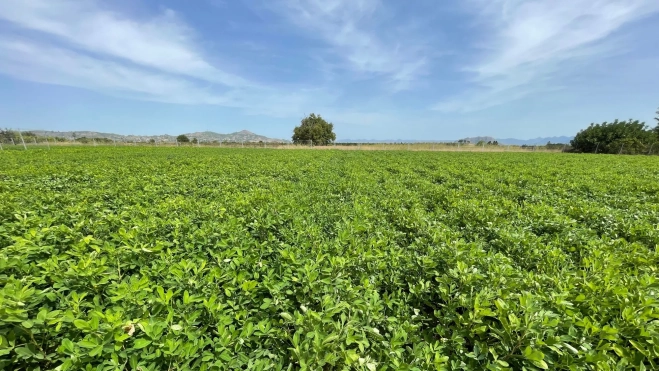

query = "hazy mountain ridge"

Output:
[[461, 136, 573, 145], [30, 130, 288, 143], [29, 130, 572, 145], [337, 136, 573, 144], [496, 136, 573, 145]]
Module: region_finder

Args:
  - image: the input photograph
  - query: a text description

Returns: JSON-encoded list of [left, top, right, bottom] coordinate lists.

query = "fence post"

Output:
[[18, 131, 27, 150], [619, 144, 624, 154], [595, 143, 600, 154], [45, 137, 50, 150], [11, 138, 15, 146]]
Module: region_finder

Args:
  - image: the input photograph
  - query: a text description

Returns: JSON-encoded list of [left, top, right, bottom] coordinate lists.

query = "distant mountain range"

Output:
[[494, 136, 573, 145], [29, 129, 572, 145], [337, 136, 573, 145], [31, 130, 288, 143]]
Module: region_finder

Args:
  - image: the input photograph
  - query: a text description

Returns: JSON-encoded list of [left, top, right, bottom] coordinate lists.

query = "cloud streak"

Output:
[[264, 0, 431, 91], [433, 0, 659, 112], [0, 0, 342, 118], [0, 0, 249, 87]]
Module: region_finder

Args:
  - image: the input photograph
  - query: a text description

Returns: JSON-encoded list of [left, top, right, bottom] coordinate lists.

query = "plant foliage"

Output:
[[570, 119, 656, 154], [292, 114, 336, 146], [1, 148, 659, 370]]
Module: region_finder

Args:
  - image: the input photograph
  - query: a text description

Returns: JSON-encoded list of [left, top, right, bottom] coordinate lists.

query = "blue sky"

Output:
[[0, 0, 658, 140]]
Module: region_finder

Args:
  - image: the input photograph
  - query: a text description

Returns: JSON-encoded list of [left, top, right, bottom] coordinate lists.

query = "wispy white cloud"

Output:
[[0, 0, 341, 118], [263, 0, 431, 91], [0, 36, 331, 118], [433, 0, 659, 112], [0, 38, 232, 104], [0, 0, 251, 87]]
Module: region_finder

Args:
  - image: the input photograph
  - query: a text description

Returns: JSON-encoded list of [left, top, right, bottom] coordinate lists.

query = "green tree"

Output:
[[571, 119, 654, 154], [177, 135, 190, 143], [0, 128, 17, 142], [192, 138, 198, 144], [292, 113, 336, 145]]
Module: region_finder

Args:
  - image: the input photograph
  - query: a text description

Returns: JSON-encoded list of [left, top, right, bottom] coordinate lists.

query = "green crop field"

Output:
[[1, 147, 658, 370]]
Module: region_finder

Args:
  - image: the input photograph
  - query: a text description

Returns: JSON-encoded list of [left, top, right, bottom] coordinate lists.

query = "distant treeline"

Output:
[[0, 129, 68, 142]]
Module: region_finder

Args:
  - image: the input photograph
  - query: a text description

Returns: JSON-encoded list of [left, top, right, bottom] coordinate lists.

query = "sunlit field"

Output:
[[1, 147, 658, 370]]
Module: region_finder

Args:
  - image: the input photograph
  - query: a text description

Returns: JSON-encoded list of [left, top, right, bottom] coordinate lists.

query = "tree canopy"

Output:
[[176, 135, 190, 143], [292, 113, 336, 146], [570, 119, 655, 154]]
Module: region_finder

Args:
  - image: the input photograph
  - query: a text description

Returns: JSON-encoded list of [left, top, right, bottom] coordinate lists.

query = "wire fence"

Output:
[[1, 130, 657, 155]]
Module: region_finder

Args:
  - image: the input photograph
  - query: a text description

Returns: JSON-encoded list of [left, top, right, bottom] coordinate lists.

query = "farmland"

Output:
[[1, 147, 658, 370]]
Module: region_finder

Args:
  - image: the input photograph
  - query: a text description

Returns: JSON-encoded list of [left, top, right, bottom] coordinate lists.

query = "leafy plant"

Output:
[[571, 119, 655, 154], [1, 147, 658, 370], [292, 114, 336, 146]]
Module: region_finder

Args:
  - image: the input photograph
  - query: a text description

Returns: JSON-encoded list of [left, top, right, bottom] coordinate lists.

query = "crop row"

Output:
[[1, 147, 658, 370]]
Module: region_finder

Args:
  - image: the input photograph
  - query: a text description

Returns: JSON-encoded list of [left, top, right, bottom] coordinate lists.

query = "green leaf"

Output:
[[532, 360, 549, 370], [73, 319, 90, 330], [62, 339, 75, 353], [133, 339, 152, 349], [78, 340, 97, 349], [323, 334, 339, 345], [129, 354, 138, 369], [14, 346, 37, 358], [523, 346, 545, 362], [37, 309, 48, 322], [89, 345, 104, 357]]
